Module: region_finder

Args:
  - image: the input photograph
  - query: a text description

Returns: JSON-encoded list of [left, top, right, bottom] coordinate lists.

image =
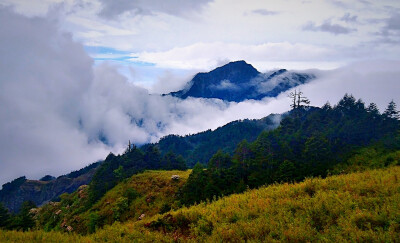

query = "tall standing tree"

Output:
[[367, 103, 380, 115], [288, 90, 298, 110], [288, 89, 310, 110], [297, 91, 310, 109], [9, 201, 36, 231], [0, 203, 10, 228], [383, 100, 400, 120]]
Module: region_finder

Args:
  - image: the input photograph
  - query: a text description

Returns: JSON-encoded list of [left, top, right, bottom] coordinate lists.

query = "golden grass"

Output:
[[2, 166, 399, 242]]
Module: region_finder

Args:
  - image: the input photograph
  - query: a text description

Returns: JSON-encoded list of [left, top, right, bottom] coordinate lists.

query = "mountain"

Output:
[[0, 162, 101, 213], [141, 113, 282, 167], [169, 60, 315, 102], [0, 94, 399, 240]]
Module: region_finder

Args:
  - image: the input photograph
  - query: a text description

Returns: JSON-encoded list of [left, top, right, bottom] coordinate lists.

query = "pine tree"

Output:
[[336, 93, 356, 111], [143, 145, 162, 169], [322, 102, 332, 111], [9, 201, 36, 231], [0, 203, 10, 228], [367, 103, 380, 115], [208, 150, 232, 169], [277, 160, 296, 182], [383, 100, 400, 120]]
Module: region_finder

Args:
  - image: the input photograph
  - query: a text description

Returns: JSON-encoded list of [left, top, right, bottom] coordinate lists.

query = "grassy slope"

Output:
[[90, 170, 192, 223], [34, 170, 191, 234], [1, 166, 399, 242]]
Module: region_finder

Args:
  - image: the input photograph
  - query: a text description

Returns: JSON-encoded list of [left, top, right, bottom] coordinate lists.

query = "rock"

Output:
[[171, 175, 180, 180], [49, 202, 60, 207], [77, 185, 88, 199], [138, 214, 145, 220], [29, 208, 39, 215], [146, 195, 154, 203], [61, 218, 67, 228]]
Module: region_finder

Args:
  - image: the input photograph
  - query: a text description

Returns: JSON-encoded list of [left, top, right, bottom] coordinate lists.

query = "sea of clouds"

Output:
[[1, 7, 399, 185]]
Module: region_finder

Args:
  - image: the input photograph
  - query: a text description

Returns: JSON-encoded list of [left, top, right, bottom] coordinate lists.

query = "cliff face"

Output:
[[0, 167, 97, 213]]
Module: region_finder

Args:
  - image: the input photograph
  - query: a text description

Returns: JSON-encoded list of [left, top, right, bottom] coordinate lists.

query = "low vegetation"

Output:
[[1, 166, 399, 242], [34, 170, 191, 234]]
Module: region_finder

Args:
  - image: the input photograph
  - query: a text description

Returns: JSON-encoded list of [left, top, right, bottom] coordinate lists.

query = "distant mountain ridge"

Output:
[[142, 113, 282, 167], [169, 60, 315, 102], [0, 162, 101, 213], [0, 113, 282, 212]]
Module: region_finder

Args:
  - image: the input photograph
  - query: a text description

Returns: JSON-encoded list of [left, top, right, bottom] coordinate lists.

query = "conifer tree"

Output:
[[367, 103, 380, 115], [0, 203, 10, 228], [383, 100, 399, 120]]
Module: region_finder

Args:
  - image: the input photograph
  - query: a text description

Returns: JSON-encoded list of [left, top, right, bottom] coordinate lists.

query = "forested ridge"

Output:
[[143, 113, 281, 166], [0, 93, 399, 241], [179, 94, 400, 205]]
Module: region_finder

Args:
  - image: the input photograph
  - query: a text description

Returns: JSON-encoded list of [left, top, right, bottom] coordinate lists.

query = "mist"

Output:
[[1, 7, 399, 186]]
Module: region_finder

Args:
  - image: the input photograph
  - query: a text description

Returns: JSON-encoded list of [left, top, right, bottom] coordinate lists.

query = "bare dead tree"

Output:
[[288, 89, 310, 110], [127, 140, 132, 153], [297, 91, 310, 109], [288, 90, 298, 110]]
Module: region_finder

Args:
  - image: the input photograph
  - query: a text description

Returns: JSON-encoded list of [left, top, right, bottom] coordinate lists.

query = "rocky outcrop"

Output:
[[171, 175, 180, 180]]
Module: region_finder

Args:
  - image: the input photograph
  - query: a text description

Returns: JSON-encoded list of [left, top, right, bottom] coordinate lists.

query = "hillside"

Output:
[[0, 112, 280, 213], [1, 166, 399, 242], [34, 170, 191, 234], [0, 162, 100, 213], [177, 95, 400, 205], [169, 60, 315, 102], [144, 113, 282, 166], [0, 94, 399, 241]]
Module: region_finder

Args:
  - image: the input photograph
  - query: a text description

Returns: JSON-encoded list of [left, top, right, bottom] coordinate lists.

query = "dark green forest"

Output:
[[142, 114, 281, 166], [179, 94, 400, 205]]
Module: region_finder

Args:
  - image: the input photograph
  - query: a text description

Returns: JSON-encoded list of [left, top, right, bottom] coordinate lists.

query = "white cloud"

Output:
[[131, 42, 335, 70], [97, 0, 214, 19], [299, 60, 400, 111], [1, 4, 400, 188], [303, 20, 357, 35], [0, 7, 109, 185], [210, 80, 240, 91], [149, 69, 198, 94]]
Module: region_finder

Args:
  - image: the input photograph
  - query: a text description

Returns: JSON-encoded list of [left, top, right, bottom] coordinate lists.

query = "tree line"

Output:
[[179, 94, 400, 205]]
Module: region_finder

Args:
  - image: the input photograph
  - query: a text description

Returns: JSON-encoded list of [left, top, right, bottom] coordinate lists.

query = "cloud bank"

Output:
[[98, 0, 214, 19], [1, 8, 400, 187], [131, 42, 334, 70], [303, 20, 357, 35], [0, 8, 286, 185]]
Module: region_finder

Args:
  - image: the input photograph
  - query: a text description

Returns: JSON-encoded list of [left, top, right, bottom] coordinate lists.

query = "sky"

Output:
[[0, 0, 400, 185]]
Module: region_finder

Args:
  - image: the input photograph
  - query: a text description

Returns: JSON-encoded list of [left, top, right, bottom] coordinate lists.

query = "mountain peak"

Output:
[[169, 60, 315, 102], [219, 60, 254, 68], [209, 60, 259, 78]]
